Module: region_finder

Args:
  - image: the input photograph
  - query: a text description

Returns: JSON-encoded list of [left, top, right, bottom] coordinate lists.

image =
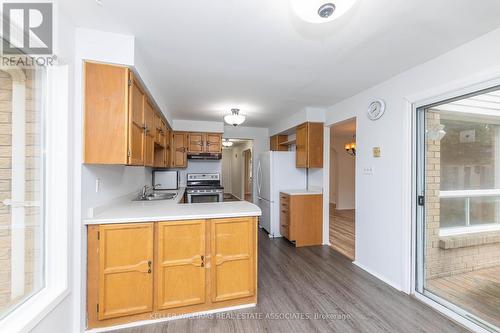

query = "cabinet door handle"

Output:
[[201, 255, 205, 267], [147, 260, 152, 274]]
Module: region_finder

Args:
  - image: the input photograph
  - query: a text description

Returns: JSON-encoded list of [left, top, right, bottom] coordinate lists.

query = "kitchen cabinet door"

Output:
[[155, 221, 206, 310], [210, 217, 256, 302], [165, 128, 171, 167], [188, 132, 205, 153], [128, 73, 146, 166], [84, 62, 129, 164], [97, 223, 154, 320], [144, 99, 155, 167], [171, 132, 188, 168], [295, 123, 308, 168], [205, 133, 222, 153]]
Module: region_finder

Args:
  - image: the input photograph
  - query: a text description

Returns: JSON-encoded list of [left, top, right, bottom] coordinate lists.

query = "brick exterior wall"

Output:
[[426, 110, 500, 280]]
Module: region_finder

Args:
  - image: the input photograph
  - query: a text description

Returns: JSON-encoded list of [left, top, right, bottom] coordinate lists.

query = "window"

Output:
[[428, 90, 500, 233], [0, 64, 69, 332], [0, 67, 45, 318]]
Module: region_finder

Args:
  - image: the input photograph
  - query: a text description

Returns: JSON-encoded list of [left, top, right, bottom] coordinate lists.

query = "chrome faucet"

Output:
[[141, 185, 153, 199]]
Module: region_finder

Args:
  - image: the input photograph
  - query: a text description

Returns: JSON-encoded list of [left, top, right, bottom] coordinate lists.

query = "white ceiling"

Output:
[[61, 0, 500, 127]]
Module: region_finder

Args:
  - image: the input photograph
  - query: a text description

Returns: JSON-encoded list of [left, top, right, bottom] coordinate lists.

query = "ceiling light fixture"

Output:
[[224, 108, 246, 127], [291, 0, 357, 24], [222, 139, 234, 147]]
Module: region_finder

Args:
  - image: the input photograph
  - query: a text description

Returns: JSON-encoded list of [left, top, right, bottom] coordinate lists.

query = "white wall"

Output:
[[223, 126, 269, 203], [227, 141, 253, 199], [330, 134, 355, 210], [221, 150, 232, 192], [173, 119, 224, 133], [324, 27, 500, 293], [174, 160, 222, 187]]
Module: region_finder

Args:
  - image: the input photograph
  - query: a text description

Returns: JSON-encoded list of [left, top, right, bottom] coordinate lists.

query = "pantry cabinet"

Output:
[[295, 122, 324, 168], [83, 61, 171, 166], [87, 217, 257, 329]]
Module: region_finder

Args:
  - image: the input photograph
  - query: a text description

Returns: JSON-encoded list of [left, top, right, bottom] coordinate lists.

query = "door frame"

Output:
[[328, 118, 357, 261], [409, 76, 500, 333], [243, 149, 252, 201]]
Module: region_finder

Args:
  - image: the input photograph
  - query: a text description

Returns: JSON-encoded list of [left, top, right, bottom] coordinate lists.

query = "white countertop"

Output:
[[85, 188, 261, 225], [280, 189, 323, 196]]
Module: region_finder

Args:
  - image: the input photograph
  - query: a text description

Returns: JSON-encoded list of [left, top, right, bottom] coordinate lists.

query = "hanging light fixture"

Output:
[[224, 108, 246, 127], [222, 139, 234, 147], [344, 136, 356, 156]]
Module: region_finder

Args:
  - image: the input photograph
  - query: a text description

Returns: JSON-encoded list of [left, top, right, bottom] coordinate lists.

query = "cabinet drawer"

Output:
[[280, 223, 289, 239]]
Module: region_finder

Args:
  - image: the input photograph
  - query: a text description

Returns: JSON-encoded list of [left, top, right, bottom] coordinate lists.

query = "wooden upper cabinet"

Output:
[[295, 122, 324, 168], [84, 62, 130, 164], [155, 221, 206, 310], [84, 61, 171, 167], [270, 135, 288, 151], [171, 132, 188, 168], [98, 223, 154, 320], [210, 217, 256, 303], [143, 99, 155, 167], [206, 133, 222, 153], [165, 127, 172, 167], [187, 133, 222, 154], [188, 133, 205, 153]]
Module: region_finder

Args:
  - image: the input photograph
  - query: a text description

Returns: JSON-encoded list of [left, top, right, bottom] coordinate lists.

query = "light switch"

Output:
[[363, 167, 374, 175], [373, 147, 381, 158]]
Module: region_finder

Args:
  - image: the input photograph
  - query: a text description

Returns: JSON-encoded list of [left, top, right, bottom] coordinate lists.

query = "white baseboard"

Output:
[[353, 261, 403, 292], [86, 303, 256, 333]]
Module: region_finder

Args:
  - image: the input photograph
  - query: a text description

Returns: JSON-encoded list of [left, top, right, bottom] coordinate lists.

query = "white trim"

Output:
[[85, 303, 257, 333], [352, 261, 402, 291], [439, 223, 500, 237], [0, 65, 70, 332], [440, 189, 500, 198], [9, 72, 27, 300]]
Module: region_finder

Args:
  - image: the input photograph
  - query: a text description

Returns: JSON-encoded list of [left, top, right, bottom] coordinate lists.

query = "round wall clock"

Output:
[[367, 99, 386, 121]]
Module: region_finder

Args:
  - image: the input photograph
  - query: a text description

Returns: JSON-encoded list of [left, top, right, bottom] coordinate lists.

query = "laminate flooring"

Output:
[[114, 229, 468, 333]]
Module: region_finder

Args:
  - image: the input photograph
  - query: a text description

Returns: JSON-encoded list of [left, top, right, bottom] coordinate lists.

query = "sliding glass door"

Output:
[[416, 86, 500, 332]]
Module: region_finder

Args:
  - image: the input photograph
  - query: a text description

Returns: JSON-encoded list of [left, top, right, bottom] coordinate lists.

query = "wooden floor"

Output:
[[114, 229, 468, 333], [427, 266, 500, 328], [329, 205, 355, 261]]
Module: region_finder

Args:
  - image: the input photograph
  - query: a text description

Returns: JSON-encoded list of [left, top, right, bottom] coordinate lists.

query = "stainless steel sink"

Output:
[[133, 192, 177, 201]]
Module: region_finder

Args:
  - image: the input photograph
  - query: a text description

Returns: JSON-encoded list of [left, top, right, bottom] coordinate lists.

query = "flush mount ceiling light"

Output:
[[291, 0, 357, 24], [222, 139, 234, 147], [224, 108, 246, 127]]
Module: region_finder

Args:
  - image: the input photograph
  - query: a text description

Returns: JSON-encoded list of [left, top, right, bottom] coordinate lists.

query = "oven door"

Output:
[[187, 192, 223, 203]]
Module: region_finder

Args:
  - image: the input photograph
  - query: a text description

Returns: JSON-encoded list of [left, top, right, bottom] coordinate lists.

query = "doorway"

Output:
[[329, 119, 356, 261], [221, 139, 253, 202], [415, 86, 500, 332]]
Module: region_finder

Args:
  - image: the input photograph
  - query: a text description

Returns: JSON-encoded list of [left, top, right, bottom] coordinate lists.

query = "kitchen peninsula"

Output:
[[85, 189, 261, 330]]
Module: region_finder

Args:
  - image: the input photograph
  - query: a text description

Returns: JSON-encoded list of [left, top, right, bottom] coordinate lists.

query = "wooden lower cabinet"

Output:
[[155, 220, 206, 310], [211, 218, 255, 302], [87, 217, 257, 329], [280, 193, 323, 247]]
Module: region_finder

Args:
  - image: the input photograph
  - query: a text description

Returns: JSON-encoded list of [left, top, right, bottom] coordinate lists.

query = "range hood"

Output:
[[187, 152, 222, 160]]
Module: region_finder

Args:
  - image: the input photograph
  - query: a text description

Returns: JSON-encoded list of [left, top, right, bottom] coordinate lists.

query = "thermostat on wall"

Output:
[[367, 99, 386, 121]]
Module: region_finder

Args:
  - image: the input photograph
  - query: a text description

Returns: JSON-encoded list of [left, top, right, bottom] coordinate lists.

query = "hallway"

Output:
[[329, 205, 355, 261]]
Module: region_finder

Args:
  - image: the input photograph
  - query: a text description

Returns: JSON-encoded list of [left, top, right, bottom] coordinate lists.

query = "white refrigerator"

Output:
[[256, 151, 307, 238]]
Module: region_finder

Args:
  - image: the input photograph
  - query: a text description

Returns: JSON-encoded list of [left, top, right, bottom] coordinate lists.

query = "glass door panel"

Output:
[[416, 87, 500, 332]]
